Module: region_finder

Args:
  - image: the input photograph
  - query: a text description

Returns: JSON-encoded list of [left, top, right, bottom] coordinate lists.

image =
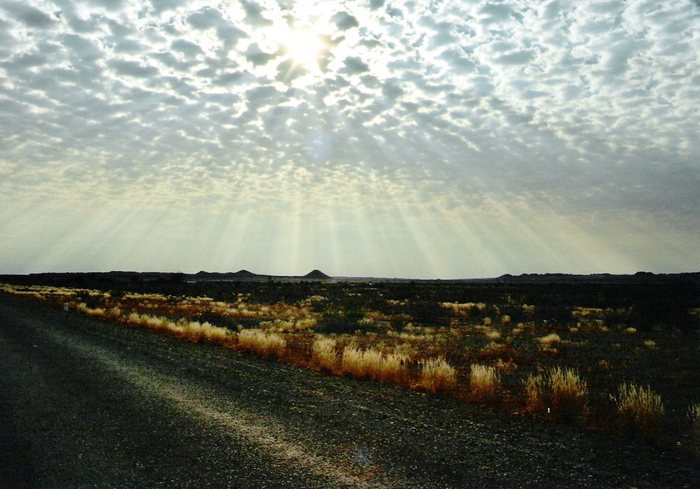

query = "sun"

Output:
[[282, 29, 325, 68]]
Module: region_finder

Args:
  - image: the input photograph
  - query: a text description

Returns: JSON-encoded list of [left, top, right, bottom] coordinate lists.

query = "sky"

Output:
[[1, 0, 699, 279]]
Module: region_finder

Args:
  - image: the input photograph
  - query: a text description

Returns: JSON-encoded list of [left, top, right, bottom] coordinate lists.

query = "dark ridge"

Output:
[[303, 269, 331, 280], [233, 269, 257, 278]]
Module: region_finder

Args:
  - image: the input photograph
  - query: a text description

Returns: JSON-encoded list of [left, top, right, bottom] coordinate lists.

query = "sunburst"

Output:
[[282, 28, 325, 68]]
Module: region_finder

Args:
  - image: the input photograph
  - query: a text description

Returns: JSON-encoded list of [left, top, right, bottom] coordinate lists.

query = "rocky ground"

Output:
[[1, 294, 698, 488]]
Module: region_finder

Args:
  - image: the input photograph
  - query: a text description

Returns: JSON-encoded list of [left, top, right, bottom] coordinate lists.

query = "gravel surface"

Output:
[[1, 295, 698, 488]]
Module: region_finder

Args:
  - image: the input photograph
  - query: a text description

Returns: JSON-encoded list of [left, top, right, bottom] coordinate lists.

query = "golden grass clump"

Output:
[[612, 383, 664, 431], [689, 404, 700, 435], [643, 340, 656, 350], [180, 320, 232, 345], [312, 337, 338, 372], [340, 346, 409, 383], [440, 302, 474, 317], [485, 329, 501, 341], [549, 367, 588, 414], [127, 312, 170, 331], [237, 329, 286, 359], [77, 303, 107, 317], [419, 357, 457, 393], [524, 367, 587, 420], [470, 364, 500, 400], [538, 333, 561, 348], [511, 323, 526, 336], [524, 373, 546, 411]]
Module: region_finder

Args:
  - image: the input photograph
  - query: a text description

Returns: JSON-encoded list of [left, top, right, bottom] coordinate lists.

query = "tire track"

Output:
[[41, 325, 404, 489]]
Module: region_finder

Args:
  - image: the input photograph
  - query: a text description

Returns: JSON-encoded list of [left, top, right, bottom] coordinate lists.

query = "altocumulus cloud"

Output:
[[0, 0, 699, 277]]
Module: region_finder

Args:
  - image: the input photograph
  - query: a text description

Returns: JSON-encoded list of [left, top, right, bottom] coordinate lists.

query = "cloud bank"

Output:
[[1, 0, 699, 277]]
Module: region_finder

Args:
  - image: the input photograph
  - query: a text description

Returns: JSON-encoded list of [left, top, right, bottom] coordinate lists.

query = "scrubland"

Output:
[[2, 278, 699, 449]]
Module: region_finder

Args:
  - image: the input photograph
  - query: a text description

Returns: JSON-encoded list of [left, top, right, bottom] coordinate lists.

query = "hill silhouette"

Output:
[[303, 269, 330, 280]]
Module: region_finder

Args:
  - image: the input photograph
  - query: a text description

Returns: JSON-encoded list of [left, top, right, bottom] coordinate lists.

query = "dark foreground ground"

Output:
[[1, 295, 698, 488]]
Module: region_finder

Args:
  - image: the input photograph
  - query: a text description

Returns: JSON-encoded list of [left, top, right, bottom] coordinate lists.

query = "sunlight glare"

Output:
[[283, 29, 324, 68]]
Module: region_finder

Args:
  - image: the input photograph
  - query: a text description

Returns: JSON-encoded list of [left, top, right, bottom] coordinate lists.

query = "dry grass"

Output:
[[612, 383, 664, 431], [549, 367, 588, 416], [312, 336, 338, 372], [419, 357, 457, 393], [524, 373, 546, 411], [339, 346, 409, 383], [124, 313, 232, 346], [237, 329, 286, 359], [7, 281, 697, 441], [538, 333, 561, 348], [524, 367, 587, 419], [179, 320, 232, 345], [689, 404, 700, 437], [127, 312, 171, 331], [469, 364, 500, 400]]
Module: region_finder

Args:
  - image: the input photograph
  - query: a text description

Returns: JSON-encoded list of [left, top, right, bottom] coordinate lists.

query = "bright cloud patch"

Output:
[[1, 0, 699, 276]]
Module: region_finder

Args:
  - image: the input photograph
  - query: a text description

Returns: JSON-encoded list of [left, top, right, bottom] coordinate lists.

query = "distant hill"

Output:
[[303, 269, 330, 280], [233, 269, 256, 278], [490, 272, 700, 285], [1, 270, 699, 287]]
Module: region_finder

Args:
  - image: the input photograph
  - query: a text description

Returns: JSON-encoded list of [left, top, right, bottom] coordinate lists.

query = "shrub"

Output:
[[238, 329, 286, 359], [612, 383, 664, 432], [419, 357, 457, 393], [312, 337, 338, 371], [470, 364, 500, 400]]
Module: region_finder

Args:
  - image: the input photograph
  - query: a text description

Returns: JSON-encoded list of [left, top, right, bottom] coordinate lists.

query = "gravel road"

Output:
[[1, 295, 698, 488]]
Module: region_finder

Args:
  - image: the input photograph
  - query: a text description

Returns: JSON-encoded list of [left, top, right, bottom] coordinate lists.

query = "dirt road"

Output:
[[1, 295, 697, 488]]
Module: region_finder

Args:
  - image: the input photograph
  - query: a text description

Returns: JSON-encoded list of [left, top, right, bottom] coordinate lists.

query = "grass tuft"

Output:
[[238, 329, 286, 359], [419, 357, 457, 393], [312, 336, 338, 372], [612, 383, 664, 432], [524, 367, 587, 420], [469, 364, 500, 400], [339, 346, 409, 383], [689, 404, 700, 439]]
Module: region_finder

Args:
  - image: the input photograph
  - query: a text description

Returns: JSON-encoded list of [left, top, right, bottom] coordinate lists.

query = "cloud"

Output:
[[342, 56, 370, 74], [494, 50, 534, 65], [61, 34, 102, 61], [241, 0, 272, 27], [151, 0, 187, 14], [0, 0, 698, 276], [171, 39, 203, 58], [187, 7, 225, 30], [1, 2, 56, 28], [245, 43, 278, 66], [109, 59, 159, 78], [3, 52, 48, 69], [332, 12, 359, 31], [88, 0, 127, 11], [479, 3, 515, 23]]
